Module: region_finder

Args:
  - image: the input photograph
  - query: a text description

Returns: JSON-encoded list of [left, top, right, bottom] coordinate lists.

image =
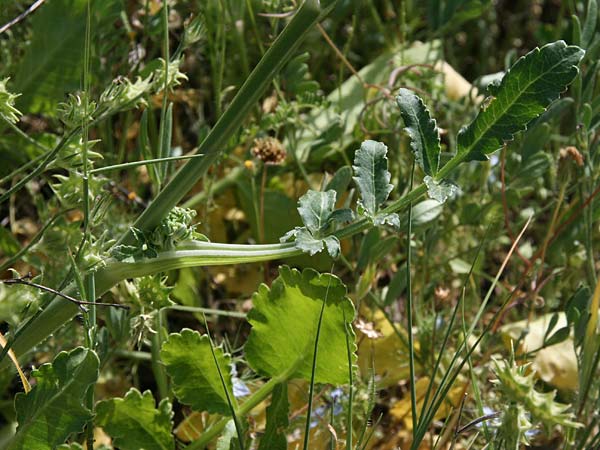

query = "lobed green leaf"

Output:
[[9, 348, 99, 450], [245, 266, 356, 385], [96, 388, 174, 450], [160, 329, 234, 415], [353, 140, 394, 217]]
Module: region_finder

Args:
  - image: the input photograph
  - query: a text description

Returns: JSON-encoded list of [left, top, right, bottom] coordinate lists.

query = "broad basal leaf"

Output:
[[397, 88, 441, 176], [161, 329, 234, 415], [96, 388, 174, 450], [258, 383, 289, 450], [456, 41, 584, 162], [280, 190, 352, 258], [352, 140, 399, 227], [245, 266, 356, 385], [9, 347, 99, 450]]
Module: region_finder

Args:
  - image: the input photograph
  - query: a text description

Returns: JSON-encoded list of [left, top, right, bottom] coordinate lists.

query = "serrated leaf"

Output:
[[160, 329, 234, 415], [258, 383, 289, 450], [96, 388, 174, 450], [397, 88, 441, 176], [297, 190, 340, 234], [353, 140, 394, 217], [245, 266, 356, 385], [9, 347, 99, 450], [456, 41, 584, 162], [281, 190, 352, 258]]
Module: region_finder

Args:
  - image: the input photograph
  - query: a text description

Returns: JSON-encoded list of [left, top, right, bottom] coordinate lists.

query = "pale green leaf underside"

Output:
[[160, 329, 234, 415], [456, 40, 584, 162], [281, 189, 351, 257], [297, 190, 337, 233], [245, 266, 356, 385], [353, 140, 394, 216], [397, 88, 441, 176], [10, 348, 99, 450], [96, 389, 174, 450]]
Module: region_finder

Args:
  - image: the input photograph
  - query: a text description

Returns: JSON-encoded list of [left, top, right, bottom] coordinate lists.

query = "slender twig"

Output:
[[456, 411, 501, 435], [0, 0, 46, 34], [1, 275, 129, 312]]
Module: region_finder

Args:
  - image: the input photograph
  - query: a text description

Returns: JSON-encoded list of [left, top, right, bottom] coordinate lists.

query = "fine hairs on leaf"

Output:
[[280, 190, 352, 258], [396, 88, 441, 176], [352, 140, 400, 228]]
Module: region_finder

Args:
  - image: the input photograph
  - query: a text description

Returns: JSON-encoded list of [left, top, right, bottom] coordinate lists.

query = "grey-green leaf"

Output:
[[456, 41, 584, 162], [397, 88, 441, 176], [353, 140, 394, 217], [424, 176, 459, 203], [95, 389, 174, 450], [10, 348, 99, 450], [297, 190, 337, 234], [161, 329, 234, 415], [258, 383, 289, 450]]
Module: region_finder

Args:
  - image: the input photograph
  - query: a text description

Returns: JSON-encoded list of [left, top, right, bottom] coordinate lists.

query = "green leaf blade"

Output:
[[160, 329, 234, 415], [10, 348, 99, 450], [96, 388, 174, 450], [353, 140, 394, 217], [397, 88, 441, 176], [456, 41, 584, 163], [245, 266, 356, 385], [258, 383, 289, 450], [297, 190, 337, 233]]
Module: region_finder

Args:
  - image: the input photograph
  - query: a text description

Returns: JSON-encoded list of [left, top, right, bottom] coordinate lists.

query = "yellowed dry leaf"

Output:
[[357, 309, 413, 387], [0, 331, 30, 393], [434, 61, 481, 103], [500, 312, 578, 390], [389, 376, 465, 430]]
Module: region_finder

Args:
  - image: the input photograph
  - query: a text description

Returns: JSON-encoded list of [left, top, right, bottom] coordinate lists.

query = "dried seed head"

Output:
[[251, 137, 286, 165], [559, 146, 584, 167]]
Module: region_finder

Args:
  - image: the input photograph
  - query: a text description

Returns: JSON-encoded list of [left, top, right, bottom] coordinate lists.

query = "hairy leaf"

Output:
[[353, 140, 394, 215], [282, 227, 341, 258], [281, 190, 352, 258], [96, 389, 174, 450], [258, 383, 289, 450], [161, 329, 234, 415], [245, 266, 356, 385], [297, 190, 347, 234], [9, 348, 99, 450], [397, 88, 441, 176], [456, 41, 584, 162], [424, 176, 459, 203], [353, 140, 399, 227]]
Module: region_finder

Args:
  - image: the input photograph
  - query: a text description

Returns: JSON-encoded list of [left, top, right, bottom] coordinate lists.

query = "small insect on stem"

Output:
[[1, 273, 130, 313]]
